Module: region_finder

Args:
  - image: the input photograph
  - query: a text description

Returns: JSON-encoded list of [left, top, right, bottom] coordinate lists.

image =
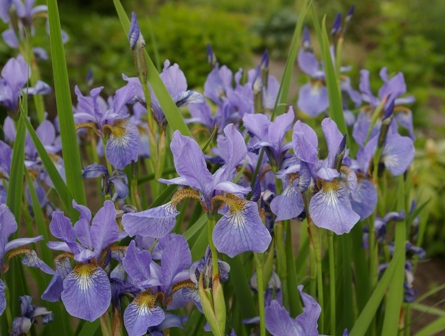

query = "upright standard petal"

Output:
[[49, 211, 79, 254], [169, 131, 214, 198], [295, 285, 321, 335], [122, 240, 152, 283], [213, 198, 271, 258], [90, 200, 119, 254], [293, 121, 319, 165], [309, 180, 360, 234], [213, 124, 247, 183], [161, 235, 191, 292], [61, 263, 111, 322], [321, 118, 344, 168]]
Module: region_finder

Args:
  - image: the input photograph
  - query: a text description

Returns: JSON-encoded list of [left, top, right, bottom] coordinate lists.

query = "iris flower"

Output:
[[292, 118, 360, 234], [123, 124, 271, 257], [43, 200, 124, 321], [0, 55, 51, 113], [0, 204, 50, 315], [74, 85, 139, 170], [122, 235, 191, 336], [123, 60, 204, 127], [265, 286, 321, 336], [11, 295, 54, 336], [297, 27, 360, 118]]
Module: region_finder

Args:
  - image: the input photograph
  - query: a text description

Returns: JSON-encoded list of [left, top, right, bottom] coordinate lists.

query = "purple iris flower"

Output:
[[123, 124, 272, 257], [292, 118, 360, 234], [43, 200, 124, 322], [265, 285, 321, 336], [250, 270, 282, 307], [11, 295, 54, 336], [247, 68, 280, 111], [82, 164, 129, 201], [129, 102, 151, 158], [270, 163, 305, 222], [297, 27, 360, 119], [355, 120, 414, 177], [186, 100, 217, 131], [3, 115, 64, 209], [378, 261, 418, 303], [122, 235, 191, 336], [0, 204, 50, 315], [74, 85, 139, 170], [355, 67, 415, 143], [0, 55, 51, 113], [203, 65, 254, 129], [362, 211, 404, 249], [123, 60, 204, 126], [2, 0, 69, 48], [243, 107, 294, 168]]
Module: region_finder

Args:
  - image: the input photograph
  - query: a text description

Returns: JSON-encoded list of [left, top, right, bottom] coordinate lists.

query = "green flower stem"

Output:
[[102, 134, 113, 176], [309, 229, 317, 299], [254, 91, 263, 114], [207, 214, 220, 277], [335, 35, 344, 76], [4, 283, 12, 331], [131, 162, 142, 211], [21, 30, 45, 123], [328, 231, 336, 335], [275, 222, 289, 309], [381, 175, 407, 334], [405, 303, 411, 336], [365, 99, 386, 144], [254, 252, 266, 336], [273, 176, 290, 309], [99, 312, 112, 336], [154, 128, 168, 197], [315, 230, 324, 334]]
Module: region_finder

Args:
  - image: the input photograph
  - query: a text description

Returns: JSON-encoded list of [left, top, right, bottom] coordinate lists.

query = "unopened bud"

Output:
[[331, 12, 342, 36]]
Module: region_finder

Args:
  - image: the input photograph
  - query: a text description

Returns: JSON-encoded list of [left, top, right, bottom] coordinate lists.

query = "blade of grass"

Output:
[[113, 0, 191, 136], [190, 223, 208, 261], [223, 255, 257, 320], [349, 236, 404, 336], [310, 5, 349, 143], [381, 176, 407, 334], [24, 168, 52, 264], [415, 316, 445, 336], [271, 0, 309, 120], [6, 116, 25, 224], [149, 184, 177, 208], [23, 116, 72, 214], [77, 320, 100, 336], [47, 0, 86, 207], [184, 213, 208, 241], [411, 302, 445, 317]]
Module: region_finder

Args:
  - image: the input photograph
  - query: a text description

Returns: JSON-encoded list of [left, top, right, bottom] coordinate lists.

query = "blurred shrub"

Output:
[[148, 4, 256, 88], [412, 139, 445, 256], [252, 7, 298, 59], [56, 3, 255, 93]]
